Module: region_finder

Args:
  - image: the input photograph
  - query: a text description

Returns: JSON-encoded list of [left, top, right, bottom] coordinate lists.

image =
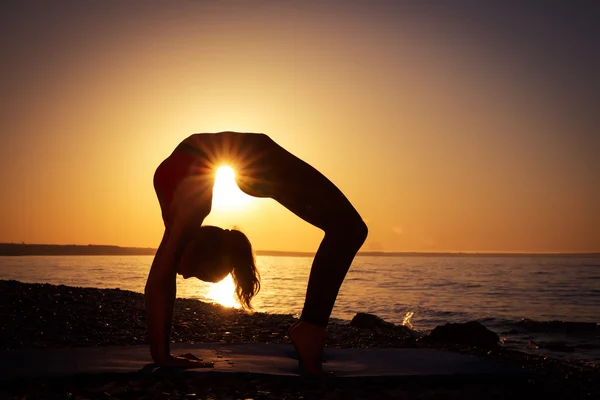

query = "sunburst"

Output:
[[205, 274, 241, 308]]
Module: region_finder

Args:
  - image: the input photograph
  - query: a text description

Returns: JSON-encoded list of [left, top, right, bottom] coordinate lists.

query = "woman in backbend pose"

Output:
[[146, 131, 368, 375]]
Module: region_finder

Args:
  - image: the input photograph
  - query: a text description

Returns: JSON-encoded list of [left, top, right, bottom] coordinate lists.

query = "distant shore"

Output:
[[0, 243, 157, 256], [1, 243, 597, 257]]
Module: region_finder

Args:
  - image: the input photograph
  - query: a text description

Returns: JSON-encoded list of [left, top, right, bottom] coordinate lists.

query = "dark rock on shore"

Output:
[[428, 321, 500, 348], [350, 312, 421, 342], [350, 312, 395, 329]]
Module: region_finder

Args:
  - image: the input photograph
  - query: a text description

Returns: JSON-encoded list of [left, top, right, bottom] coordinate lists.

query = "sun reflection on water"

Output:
[[206, 274, 240, 308]]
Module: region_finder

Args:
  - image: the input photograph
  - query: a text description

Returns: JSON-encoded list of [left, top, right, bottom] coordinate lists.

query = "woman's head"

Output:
[[178, 225, 260, 309]]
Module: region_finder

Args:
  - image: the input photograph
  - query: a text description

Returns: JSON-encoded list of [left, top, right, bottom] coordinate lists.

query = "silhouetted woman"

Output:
[[146, 131, 368, 375]]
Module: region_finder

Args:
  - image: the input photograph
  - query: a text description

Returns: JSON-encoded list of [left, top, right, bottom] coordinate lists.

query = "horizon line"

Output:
[[0, 243, 598, 257]]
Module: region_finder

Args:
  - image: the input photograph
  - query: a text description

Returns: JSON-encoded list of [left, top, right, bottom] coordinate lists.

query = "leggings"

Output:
[[259, 141, 369, 327]]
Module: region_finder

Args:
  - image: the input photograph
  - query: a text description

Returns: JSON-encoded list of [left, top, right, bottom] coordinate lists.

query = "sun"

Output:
[[212, 166, 253, 211], [206, 274, 241, 308]]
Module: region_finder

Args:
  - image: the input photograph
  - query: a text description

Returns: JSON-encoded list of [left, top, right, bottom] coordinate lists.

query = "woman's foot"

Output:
[[288, 320, 326, 376]]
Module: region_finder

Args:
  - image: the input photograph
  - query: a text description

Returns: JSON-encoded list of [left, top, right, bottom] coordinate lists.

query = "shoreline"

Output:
[[1, 243, 598, 257], [1, 279, 599, 398]]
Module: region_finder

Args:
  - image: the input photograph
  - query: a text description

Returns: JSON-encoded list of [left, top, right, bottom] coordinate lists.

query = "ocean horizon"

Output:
[[1, 242, 598, 257]]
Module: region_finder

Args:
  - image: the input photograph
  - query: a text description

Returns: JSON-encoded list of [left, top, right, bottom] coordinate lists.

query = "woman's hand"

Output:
[[158, 352, 214, 369]]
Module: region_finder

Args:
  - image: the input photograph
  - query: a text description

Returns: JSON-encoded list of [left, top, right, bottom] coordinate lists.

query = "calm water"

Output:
[[1, 255, 599, 363]]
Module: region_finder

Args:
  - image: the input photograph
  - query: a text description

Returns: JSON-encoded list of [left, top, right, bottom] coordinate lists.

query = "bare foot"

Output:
[[288, 320, 326, 376]]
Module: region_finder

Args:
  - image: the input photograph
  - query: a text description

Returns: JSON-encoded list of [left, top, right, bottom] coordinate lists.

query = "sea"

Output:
[[1, 254, 598, 365]]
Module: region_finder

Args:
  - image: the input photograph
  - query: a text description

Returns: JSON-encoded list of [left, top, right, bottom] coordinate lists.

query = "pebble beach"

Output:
[[1, 280, 599, 399]]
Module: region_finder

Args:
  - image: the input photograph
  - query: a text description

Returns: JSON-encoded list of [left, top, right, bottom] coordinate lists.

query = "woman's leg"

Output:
[[300, 220, 368, 326], [271, 147, 368, 374], [272, 151, 368, 326]]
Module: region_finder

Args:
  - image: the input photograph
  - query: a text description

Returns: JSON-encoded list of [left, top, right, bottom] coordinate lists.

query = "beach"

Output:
[[4, 0, 599, 397], [1, 280, 599, 399]]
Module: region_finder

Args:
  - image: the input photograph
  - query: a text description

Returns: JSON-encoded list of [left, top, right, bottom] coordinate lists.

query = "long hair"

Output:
[[226, 228, 260, 310]]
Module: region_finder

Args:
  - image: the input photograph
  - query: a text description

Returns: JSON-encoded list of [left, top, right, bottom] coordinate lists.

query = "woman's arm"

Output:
[[145, 175, 213, 367], [144, 229, 180, 363], [145, 228, 214, 368]]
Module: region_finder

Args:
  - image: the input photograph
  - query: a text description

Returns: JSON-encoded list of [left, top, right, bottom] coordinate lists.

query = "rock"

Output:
[[349, 313, 394, 329], [428, 321, 500, 348]]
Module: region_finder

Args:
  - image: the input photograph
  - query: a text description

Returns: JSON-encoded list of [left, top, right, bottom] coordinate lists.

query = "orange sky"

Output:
[[1, 2, 598, 253]]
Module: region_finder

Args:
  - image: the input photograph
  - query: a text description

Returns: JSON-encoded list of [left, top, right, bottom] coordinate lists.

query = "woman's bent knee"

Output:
[[354, 219, 368, 245], [327, 217, 368, 247]]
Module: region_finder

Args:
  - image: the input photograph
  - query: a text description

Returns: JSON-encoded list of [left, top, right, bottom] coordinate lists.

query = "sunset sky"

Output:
[[1, 1, 598, 253]]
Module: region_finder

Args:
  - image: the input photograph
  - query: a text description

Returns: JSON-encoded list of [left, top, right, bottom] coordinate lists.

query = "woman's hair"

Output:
[[226, 228, 261, 310], [186, 225, 260, 309]]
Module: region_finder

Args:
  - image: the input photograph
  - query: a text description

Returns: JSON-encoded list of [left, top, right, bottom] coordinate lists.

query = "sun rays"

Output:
[[211, 165, 254, 211], [181, 132, 273, 211]]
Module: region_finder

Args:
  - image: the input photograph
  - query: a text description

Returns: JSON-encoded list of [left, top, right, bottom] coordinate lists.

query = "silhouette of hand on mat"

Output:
[[159, 353, 214, 369]]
